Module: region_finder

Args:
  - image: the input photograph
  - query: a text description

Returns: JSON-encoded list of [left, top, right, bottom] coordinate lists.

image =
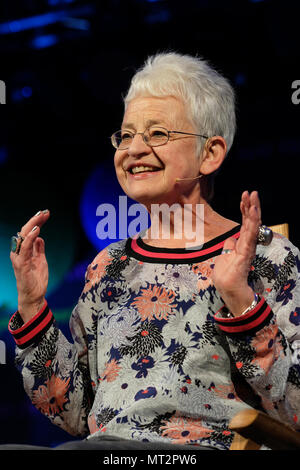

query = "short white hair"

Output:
[[124, 52, 236, 155]]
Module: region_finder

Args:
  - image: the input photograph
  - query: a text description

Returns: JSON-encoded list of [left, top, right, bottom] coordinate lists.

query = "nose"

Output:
[[127, 132, 151, 157]]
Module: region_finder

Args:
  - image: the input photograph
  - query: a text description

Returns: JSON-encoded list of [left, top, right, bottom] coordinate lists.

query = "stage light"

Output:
[[11, 87, 33, 102], [30, 34, 58, 49], [48, 0, 75, 5], [21, 86, 33, 98], [0, 5, 95, 35], [79, 164, 123, 252], [79, 164, 150, 252]]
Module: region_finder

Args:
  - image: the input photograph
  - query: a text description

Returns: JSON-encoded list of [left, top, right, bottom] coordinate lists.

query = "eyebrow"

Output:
[[121, 119, 165, 130]]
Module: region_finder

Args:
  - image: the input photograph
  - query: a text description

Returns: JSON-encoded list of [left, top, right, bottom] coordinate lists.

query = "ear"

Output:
[[199, 136, 227, 175]]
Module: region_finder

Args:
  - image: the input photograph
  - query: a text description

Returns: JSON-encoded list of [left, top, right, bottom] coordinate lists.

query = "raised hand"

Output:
[[212, 191, 262, 316], [10, 210, 50, 323]]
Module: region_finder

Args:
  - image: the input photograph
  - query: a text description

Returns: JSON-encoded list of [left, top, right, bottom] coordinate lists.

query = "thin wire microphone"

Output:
[[175, 174, 203, 182]]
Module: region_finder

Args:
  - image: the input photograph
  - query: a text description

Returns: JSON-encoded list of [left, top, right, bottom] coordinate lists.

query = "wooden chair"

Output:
[[268, 223, 289, 239], [229, 222, 299, 450], [229, 409, 300, 450]]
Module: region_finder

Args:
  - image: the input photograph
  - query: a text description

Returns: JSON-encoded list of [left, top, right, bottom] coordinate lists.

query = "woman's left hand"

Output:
[[211, 190, 262, 316]]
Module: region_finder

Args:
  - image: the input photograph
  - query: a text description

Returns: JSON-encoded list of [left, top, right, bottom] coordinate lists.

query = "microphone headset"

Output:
[[176, 137, 213, 182], [175, 174, 203, 182]]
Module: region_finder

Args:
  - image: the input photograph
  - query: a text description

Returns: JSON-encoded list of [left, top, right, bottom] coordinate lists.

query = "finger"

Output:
[[249, 191, 262, 225], [247, 204, 260, 237], [245, 192, 261, 236], [19, 209, 50, 238], [236, 205, 260, 257], [240, 190, 261, 232], [240, 191, 250, 225], [222, 237, 237, 252], [33, 237, 45, 257], [18, 225, 41, 263]]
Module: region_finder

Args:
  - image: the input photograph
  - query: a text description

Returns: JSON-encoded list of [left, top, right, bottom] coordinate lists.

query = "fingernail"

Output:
[[42, 209, 49, 214], [35, 211, 41, 216], [31, 225, 38, 232]]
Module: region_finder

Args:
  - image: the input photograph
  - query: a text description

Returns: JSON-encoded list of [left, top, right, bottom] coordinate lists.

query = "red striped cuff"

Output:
[[214, 296, 273, 335], [8, 301, 54, 349]]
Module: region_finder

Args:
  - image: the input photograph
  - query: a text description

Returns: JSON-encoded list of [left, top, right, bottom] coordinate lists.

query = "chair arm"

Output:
[[229, 409, 300, 450]]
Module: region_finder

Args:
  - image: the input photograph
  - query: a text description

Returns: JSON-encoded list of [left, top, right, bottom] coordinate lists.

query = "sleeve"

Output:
[[7, 277, 97, 437], [8, 300, 54, 350], [214, 235, 300, 428]]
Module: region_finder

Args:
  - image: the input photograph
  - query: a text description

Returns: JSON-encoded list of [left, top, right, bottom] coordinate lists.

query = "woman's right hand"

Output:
[[10, 210, 50, 323]]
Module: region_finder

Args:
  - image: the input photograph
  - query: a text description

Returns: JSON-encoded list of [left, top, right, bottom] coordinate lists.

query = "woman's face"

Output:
[[114, 95, 202, 207]]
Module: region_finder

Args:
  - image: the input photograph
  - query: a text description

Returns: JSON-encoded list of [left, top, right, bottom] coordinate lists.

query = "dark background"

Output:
[[0, 0, 299, 447]]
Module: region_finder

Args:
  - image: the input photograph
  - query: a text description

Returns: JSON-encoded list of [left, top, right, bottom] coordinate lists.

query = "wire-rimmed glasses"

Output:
[[111, 126, 208, 150]]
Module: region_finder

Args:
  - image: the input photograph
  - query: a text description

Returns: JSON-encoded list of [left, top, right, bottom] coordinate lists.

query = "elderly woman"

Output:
[[8, 53, 300, 451]]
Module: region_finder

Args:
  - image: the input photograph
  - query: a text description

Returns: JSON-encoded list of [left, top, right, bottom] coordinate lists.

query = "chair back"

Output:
[[269, 223, 289, 239]]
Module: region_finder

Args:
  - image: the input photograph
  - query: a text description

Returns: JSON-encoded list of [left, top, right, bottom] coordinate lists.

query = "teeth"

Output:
[[131, 166, 156, 174]]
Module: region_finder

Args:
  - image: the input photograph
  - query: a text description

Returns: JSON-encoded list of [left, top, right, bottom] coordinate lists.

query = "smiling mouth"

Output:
[[129, 165, 162, 175]]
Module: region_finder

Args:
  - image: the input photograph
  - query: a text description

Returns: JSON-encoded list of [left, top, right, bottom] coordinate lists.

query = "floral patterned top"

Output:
[[8, 225, 300, 450]]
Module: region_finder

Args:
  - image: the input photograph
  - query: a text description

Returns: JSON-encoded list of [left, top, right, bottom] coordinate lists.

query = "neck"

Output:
[[142, 199, 238, 248]]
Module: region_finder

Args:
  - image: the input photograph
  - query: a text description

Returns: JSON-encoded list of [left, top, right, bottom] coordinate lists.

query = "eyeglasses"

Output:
[[111, 126, 208, 150]]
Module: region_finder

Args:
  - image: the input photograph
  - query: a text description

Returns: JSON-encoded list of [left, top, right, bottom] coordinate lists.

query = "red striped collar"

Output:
[[125, 225, 241, 264]]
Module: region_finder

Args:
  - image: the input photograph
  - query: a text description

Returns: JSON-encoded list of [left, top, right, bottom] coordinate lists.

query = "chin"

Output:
[[119, 178, 176, 206]]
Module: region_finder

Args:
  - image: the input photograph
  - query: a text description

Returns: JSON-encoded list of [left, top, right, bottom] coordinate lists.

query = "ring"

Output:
[[10, 232, 24, 255], [257, 225, 273, 246], [221, 248, 233, 255]]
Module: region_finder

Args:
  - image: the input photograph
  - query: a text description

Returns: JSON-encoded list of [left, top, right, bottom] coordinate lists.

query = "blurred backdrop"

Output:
[[0, 0, 299, 447]]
